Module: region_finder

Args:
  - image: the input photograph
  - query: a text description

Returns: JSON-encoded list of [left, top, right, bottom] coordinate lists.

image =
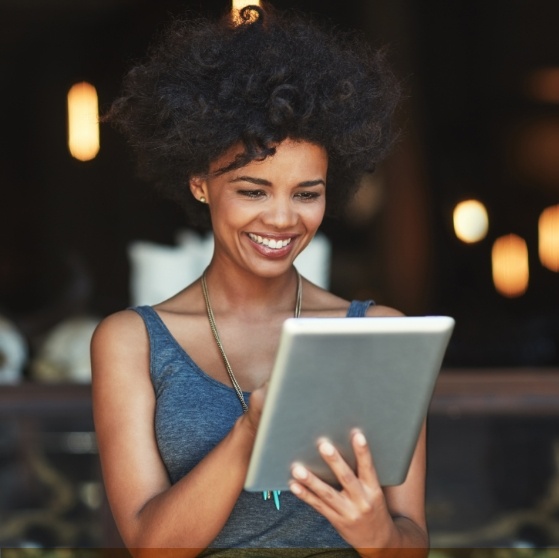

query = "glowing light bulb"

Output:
[[539, 204, 559, 272], [453, 200, 489, 243], [232, 0, 260, 8], [491, 234, 529, 298], [231, 0, 261, 24], [67, 81, 99, 161]]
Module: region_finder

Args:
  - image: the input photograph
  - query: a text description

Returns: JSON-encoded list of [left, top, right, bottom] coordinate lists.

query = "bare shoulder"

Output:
[[366, 304, 405, 318], [90, 309, 149, 380], [91, 308, 147, 348]]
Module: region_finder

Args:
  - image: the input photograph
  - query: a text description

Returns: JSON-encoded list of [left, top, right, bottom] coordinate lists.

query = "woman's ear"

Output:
[[189, 176, 209, 204]]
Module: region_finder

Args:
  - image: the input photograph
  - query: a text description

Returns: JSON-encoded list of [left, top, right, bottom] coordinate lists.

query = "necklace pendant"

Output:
[[262, 490, 281, 510]]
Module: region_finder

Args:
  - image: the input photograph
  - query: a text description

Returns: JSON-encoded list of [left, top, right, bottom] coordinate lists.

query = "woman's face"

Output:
[[190, 138, 327, 278]]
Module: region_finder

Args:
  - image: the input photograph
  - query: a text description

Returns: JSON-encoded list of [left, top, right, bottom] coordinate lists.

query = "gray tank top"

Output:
[[132, 300, 373, 555]]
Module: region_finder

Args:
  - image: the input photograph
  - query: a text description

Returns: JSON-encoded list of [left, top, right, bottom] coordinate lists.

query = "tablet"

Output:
[[244, 315, 454, 491]]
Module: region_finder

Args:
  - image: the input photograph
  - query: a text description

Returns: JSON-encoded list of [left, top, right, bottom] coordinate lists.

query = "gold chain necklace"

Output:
[[201, 268, 302, 411], [200, 268, 302, 510]]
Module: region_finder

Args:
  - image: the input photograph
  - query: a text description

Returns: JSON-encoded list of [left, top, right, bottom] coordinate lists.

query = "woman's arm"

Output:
[[91, 310, 262, 557]]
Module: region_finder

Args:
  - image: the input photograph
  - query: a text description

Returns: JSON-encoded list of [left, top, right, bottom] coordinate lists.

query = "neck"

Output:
[[202, 262, 301, 316]]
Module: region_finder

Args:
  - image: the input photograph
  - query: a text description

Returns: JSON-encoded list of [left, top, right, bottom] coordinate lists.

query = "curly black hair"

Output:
[[106, 4, 401, 228]]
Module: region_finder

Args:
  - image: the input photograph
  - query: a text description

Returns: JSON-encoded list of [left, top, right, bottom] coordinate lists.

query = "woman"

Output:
[[91, 4, 428, 556]]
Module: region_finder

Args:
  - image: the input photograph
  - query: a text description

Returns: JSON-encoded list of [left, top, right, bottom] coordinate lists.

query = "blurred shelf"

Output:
[[0, 382, 92, 417], [431, 368, 559, 416], [2, 370, 559, 418]]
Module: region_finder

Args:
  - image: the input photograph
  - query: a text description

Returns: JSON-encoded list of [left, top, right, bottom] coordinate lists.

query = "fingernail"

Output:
[[354, 431, 367, 447], [290, 482, 303, 495], [292, 465, 308, 480], [319, 441, 335, 456]]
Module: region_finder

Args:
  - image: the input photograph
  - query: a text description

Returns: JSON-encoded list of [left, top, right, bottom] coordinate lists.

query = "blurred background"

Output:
[[0, 0, 558, 553]]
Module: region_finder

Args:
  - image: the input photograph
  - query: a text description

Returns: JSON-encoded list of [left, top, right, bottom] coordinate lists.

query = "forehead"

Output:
[[209, 139, 328, 177]]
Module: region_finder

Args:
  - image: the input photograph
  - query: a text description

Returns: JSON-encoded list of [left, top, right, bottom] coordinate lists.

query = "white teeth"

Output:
[[248, 233, 292, 250]]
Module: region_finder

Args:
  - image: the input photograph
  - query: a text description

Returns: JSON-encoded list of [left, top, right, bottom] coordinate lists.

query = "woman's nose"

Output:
[[261, 197, 298, 229]]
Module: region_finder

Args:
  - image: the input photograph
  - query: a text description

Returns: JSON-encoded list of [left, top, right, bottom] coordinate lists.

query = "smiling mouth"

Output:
[[248, 233, 293, 250]]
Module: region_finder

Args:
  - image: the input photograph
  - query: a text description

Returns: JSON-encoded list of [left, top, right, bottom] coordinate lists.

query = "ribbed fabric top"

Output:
[[131, 299, 373, 555]]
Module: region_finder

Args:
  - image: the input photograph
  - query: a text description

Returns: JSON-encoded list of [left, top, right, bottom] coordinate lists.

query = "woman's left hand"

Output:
[[288, 430, 417, 555]]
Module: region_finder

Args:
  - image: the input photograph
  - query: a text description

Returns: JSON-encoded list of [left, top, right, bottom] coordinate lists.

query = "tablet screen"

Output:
[[244, 316, 454, 491]]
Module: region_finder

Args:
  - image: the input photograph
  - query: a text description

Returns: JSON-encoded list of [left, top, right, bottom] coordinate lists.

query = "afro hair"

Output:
[[106, 4, 401, 227]]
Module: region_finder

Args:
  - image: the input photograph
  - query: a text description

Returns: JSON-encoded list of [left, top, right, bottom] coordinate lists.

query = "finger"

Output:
[[316, 439, 364, 497], [252, 381, 269, 404], [351, 430, 380, 487], [248, 382, 268, 413], [245, 383, 269, 432], [291, 462, 342, 505], [288, 477, 339, 520]]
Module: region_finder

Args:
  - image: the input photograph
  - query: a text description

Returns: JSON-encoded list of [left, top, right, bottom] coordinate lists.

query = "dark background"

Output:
[[1, 2, 559, 550], [1, 0, 558, 369]]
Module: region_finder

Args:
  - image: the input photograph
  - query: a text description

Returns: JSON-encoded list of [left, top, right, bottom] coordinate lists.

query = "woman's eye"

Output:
[[239, 189, 265, 199], [295, 191, 321, 201]]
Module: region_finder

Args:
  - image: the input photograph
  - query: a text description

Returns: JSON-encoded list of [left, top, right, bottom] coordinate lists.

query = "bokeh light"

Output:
[[67, 82, 99, 162], [492, 234, 529, 297], [453, 200, 489, 243]]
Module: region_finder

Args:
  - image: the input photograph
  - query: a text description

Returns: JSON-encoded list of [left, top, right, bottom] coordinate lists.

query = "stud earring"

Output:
[[199, 196, 207, 204]]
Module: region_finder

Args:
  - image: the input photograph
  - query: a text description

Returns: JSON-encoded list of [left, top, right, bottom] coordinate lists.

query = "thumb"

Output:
[[249, 381, 269, 412]]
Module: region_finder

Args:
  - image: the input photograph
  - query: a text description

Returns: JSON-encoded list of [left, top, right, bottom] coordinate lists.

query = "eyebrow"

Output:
[[230, 176, 326, 187]]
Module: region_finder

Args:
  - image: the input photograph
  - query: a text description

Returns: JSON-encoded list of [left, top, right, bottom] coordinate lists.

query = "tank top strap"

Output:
[[129, 305, 173, 355], [130, 305, 163, 330], [346, 299, 375, 317]]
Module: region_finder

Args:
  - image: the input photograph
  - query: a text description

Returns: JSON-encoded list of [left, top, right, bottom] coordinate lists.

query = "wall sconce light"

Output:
[[491, 234, 529, 297], [67, 81, 99, 162], [539, 204, 559, 272]]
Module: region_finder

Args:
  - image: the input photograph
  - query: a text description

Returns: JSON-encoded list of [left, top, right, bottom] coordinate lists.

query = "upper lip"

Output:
[[247, 232, 298, 239]]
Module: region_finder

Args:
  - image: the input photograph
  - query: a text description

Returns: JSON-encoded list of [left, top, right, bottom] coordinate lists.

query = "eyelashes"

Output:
[[237, 189, 322, 201], [295, 191, 321, 200], [238, 189, 266, 199]]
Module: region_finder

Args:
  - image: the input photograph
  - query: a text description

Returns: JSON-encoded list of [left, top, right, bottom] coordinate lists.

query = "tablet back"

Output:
[[244, 316, 454, 491]]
